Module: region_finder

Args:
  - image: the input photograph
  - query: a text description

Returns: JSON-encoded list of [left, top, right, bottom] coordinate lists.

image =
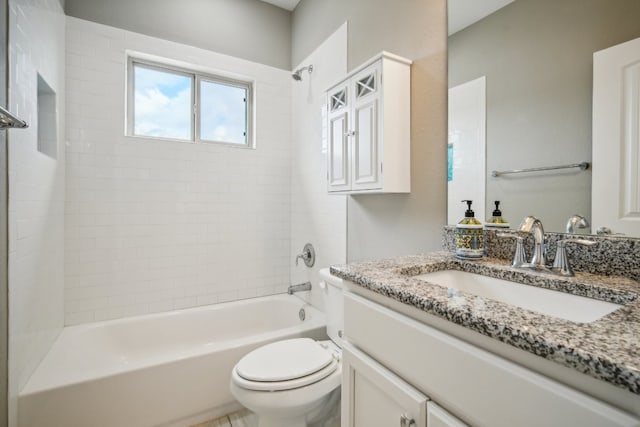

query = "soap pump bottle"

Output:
[[455, 200, 484, 259], [485, 201, 510, 228]]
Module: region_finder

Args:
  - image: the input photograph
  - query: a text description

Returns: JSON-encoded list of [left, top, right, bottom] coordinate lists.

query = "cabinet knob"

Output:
[[400, 414, 415, 427], [344, 130, 356, 137]]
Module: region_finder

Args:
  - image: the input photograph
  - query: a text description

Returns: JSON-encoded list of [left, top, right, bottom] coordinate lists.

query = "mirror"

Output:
[[447, 0, 640, 236]]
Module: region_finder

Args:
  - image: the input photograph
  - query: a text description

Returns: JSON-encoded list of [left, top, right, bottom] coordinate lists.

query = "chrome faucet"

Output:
[[288, 282, 312, 294], [518, 216, 546, 268], [565, 214, 590, 234]]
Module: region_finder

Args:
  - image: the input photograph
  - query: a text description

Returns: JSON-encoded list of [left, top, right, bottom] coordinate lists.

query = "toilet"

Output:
[[230, 268, 344, 427]]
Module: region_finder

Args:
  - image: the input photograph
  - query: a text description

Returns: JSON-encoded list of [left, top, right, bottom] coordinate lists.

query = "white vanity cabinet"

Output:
[[342, 342, 428, 427], [427, 402, 467, 427], [326, 52, 411, 194], [342, 291, 640, 427], [342, 341, 467, 427]]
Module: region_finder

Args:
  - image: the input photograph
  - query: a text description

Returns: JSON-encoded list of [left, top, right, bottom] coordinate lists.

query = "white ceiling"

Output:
[[260, 0, 301, 11], [448, 0, 515, 35]]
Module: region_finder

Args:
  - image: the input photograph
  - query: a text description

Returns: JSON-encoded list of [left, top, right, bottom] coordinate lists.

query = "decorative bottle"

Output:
[[455, 200, 484, 259], [485, 201, 510, 229]]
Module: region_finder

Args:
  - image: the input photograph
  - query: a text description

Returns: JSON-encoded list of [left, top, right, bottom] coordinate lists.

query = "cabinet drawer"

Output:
[[344, 292, 639, 427], [342, 342, 427, 427]]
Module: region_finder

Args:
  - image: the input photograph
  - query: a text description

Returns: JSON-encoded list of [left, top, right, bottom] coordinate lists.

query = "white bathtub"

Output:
[[18, 294, 326, 427]]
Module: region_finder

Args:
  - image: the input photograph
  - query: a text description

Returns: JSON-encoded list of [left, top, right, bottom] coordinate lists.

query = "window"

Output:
[[128, 58, 252, 147]]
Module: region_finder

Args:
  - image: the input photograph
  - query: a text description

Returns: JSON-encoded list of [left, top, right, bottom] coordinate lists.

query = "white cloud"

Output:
[[134, 82, 192, 140]]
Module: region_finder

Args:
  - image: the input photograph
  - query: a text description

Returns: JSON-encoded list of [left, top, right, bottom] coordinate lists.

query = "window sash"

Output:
[[195, 75, 251, 146]]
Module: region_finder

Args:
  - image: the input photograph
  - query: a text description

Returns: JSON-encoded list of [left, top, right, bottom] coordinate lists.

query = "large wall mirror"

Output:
[[447, 0, 640, 237]]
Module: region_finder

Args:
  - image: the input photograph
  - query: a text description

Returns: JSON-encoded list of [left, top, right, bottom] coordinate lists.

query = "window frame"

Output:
[[126, 57, 254, 148]]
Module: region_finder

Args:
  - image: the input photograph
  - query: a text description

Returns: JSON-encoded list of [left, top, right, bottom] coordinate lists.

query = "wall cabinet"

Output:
[[343, 291, 640, 427], [326, 52, 411, 194]]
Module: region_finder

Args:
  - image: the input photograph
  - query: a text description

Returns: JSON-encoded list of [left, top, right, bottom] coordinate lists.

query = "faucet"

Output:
[[288, 282, 312, 294], [565, 214, 590, 234], [518, 216, 546, 268]]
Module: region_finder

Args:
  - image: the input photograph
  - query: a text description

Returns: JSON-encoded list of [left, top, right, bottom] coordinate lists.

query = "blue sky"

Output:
[[134, 65, 192, 140], [134, 64, 247, 144], [200, 80, 246, 144]]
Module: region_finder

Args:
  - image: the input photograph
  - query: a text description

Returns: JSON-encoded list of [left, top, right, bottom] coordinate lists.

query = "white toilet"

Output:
[[230, 268, 344, 427]]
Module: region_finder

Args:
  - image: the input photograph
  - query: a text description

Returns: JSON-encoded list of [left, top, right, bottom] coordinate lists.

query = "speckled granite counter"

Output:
[[330, 252, 640, 394]]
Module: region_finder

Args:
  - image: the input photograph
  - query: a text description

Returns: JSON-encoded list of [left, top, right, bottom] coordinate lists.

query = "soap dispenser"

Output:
[[485, 201, 510, 228], [455, 200, 484, 259]]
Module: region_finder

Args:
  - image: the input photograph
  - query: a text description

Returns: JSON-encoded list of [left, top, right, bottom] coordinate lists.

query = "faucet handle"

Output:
[[295, 243, 315, 267], [552, 239, 597, 276], [497, 233, 527, 267]]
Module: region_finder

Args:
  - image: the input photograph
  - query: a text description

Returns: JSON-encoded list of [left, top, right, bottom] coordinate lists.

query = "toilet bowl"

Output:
[[230, 269, 344, 427]]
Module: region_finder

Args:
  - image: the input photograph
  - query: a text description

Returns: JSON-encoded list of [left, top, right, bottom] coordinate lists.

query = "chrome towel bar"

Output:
[[491, 161, 589, 178], [0, 105, 28, 129]]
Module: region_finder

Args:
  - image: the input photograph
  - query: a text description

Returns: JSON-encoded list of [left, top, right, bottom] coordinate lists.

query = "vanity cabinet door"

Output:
[[342, 342, 427, 427], [427, 402, 467, 427]]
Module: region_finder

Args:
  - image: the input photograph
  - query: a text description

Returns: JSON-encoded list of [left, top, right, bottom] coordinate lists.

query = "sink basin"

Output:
[[414, 270, 621, 323]]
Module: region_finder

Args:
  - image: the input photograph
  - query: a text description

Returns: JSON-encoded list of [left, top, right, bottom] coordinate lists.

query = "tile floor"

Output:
[[192, 403, 341, 427], [192, 409, 258, 427]]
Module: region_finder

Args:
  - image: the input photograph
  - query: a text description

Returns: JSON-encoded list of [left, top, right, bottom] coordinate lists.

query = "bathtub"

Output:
[[18, 294, 326, 427]]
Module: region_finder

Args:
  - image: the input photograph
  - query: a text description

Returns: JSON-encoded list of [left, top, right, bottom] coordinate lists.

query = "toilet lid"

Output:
[[236, 338, 334, 382]]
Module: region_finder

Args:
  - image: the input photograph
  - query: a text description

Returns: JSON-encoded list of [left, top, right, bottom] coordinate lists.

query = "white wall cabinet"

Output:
[[326, 52, 411, 194], [343, 291, 640, 427]]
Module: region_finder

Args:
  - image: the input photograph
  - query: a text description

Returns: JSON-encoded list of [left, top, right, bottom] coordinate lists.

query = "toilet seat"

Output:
[[233, 338, 340, 392]]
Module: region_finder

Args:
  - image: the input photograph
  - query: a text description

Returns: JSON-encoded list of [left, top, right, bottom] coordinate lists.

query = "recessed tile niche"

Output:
[[37, 74, 57, 159]]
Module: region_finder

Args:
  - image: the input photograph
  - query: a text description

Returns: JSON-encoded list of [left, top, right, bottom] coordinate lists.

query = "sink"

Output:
[[414, 270, 621, 323]]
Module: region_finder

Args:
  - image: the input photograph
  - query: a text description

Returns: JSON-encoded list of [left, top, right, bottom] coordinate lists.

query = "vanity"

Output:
[[331, 247, 640, 426]]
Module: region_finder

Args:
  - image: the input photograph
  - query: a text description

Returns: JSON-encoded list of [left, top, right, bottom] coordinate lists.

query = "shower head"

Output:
[[292, 65, 313, 81]]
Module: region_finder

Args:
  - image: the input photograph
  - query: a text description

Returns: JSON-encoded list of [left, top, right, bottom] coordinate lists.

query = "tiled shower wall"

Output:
[[289, 24, 348, 309], [64, 17, 292, 325], [8, 0, 65, 424]]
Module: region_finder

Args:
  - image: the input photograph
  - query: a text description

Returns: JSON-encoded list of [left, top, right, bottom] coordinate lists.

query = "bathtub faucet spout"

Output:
[[288, 282, 312, 295]]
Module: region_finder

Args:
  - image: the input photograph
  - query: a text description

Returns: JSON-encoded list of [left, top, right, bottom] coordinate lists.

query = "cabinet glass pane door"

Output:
[[330, 88, 347, 112], [356, 73, 376, 98]]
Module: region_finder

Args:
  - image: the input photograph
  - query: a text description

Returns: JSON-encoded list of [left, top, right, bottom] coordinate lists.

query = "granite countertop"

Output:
[[330, 251, 640, 395]]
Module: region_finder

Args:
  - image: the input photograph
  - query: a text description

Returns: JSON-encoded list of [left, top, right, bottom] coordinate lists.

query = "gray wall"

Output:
[[449, 0, 640, 232], [293, 0, 448, 262], [65, 0, 292, 70]]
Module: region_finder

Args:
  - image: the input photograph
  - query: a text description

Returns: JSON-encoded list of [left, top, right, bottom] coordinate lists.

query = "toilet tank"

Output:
[[318, 268, 345, 348]]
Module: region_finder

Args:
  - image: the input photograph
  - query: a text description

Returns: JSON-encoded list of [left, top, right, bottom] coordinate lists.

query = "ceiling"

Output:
[[448, 0, 515, 35], [260, 0, 301, 11]]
